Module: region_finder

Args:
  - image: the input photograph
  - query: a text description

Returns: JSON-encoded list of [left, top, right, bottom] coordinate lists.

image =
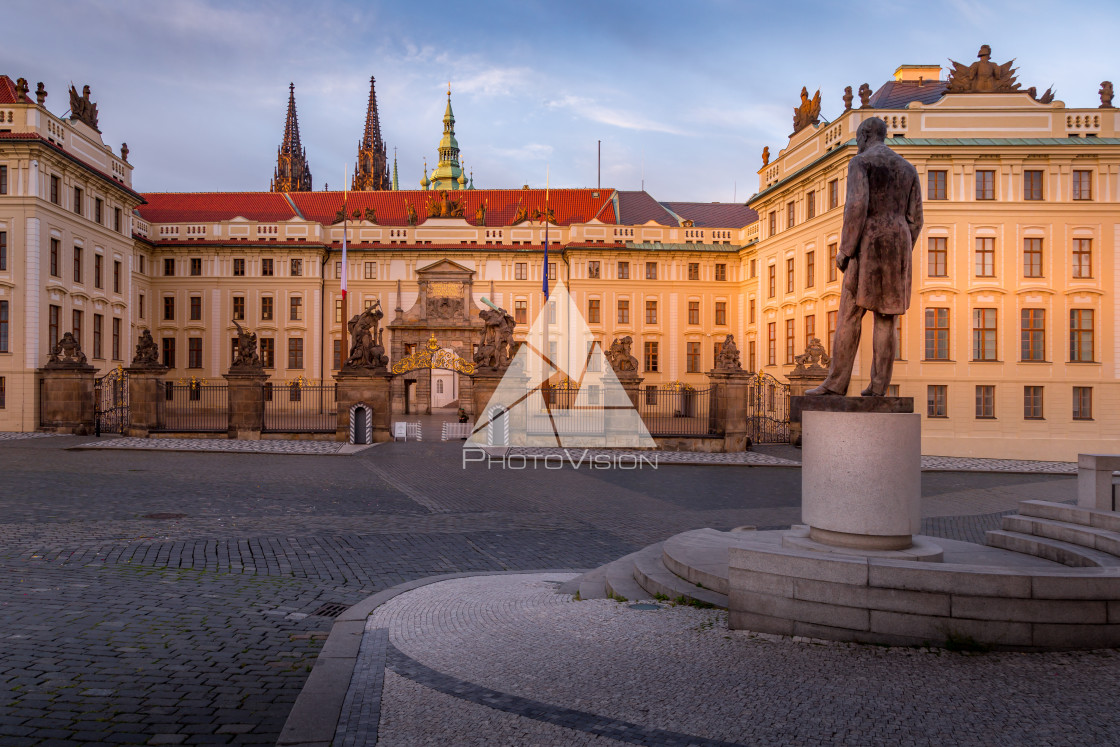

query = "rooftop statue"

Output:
[[945, 45, 1020, 93], [1101, 81, 1114, 109], [68, 84, 100, 130], [792, 87, 822, 133], [842, 86, 853, 112], [858, 83, 871, 108], [761, 146, 770, 167]]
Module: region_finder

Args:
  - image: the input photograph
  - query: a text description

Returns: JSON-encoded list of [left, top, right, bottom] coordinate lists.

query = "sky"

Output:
[[3, 0, 1119, 202]]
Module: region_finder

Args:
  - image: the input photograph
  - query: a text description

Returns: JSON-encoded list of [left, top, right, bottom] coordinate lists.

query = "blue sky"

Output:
[[3, 0, 1118, 201]]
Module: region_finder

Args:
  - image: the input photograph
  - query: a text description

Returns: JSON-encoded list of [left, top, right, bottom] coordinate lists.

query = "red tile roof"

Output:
[[138, 193, 298, 223], [0, 75, 32, 104], [288, 188, 617, 227], [660, 202, 757, 228]]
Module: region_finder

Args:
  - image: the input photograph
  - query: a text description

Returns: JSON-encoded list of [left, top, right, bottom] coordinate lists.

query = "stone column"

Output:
[[616, 374, 644, 410], [335, 369, 392, 443], [224, 371, 268, 440], [708, 370, 752, 452], [37, 365, 96, 434], [126, 366, 167, 437]]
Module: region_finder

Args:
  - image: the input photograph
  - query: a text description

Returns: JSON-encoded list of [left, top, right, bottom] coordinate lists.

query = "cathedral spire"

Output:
[[391, 147, 399, 190], [271, 82, 313, 192], [427, 85, 464, 190], [353, 75, 390, 191]]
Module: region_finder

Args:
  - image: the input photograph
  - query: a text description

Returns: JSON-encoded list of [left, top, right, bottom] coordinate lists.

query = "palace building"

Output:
[[0, 47, 1116, 460]]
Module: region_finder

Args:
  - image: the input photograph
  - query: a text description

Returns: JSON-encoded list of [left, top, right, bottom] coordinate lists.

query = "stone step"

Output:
[[661, 528, 734, 596], [1003, 515, 1120, 558], [604, 547, 658, 603], [558, 565, 608, 600], [985, 529, 1120, 568], [632, 543, 729, 609], [1018, 500, 1120, 533]]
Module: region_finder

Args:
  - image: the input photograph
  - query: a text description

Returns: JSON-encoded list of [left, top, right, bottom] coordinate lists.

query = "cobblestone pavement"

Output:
[[71, 436, 374, 456], [355, 573, 1120, 746], [0, 435, 1078, 745]]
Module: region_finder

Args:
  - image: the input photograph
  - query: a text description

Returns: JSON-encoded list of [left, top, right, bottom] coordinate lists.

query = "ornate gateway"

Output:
[[95, 364, 128, 435], [391, 334, 475, 375], [746, 371, 790, 444]]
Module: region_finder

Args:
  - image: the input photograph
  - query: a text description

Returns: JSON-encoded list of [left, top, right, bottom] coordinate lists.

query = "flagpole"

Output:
[[541, 167, 551, 419], [340, 167, 349, 370]]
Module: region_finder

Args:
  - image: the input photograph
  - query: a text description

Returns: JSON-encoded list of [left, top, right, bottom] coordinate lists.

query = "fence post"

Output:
[[126, 367, 166, 437], [37, 333, 96, 434], [335, 370, 392, 443], [224, 371, 268, 439], [708, 370, 752, 452]]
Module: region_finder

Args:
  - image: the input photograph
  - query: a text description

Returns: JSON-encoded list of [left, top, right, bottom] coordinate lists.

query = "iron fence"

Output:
[[528, 385, 606, 437], [155, 380, 228, 432], [746, 373, 790, 443], [638, 385, 716, 437], [263, 381, 337, 433], [95, 366, 128, 435]]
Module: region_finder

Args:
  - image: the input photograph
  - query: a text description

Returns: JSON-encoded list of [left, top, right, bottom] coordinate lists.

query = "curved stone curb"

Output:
[[276, 568, 588, 747]]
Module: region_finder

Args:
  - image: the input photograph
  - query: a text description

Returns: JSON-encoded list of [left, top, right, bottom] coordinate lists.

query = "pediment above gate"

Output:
[[391, 257, 484, 328]]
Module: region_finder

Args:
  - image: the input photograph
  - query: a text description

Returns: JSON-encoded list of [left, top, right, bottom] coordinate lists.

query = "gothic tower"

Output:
[[352, 76, 390, 191], [271, 83, 313, 192], [424, 87, 466, 190]]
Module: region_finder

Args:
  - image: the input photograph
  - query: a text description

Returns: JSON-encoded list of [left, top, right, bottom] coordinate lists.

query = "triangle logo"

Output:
[[466, 279, 656, 449]]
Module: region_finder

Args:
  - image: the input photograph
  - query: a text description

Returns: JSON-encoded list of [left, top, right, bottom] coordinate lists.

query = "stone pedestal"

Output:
[[791, 395, 913, 449], [786, 372, 827, 446], [126, 367, 167, 437], [37, 366, 96, 434], [224, 371, 268, 440], [708, 370, 751, 452], [616, 374, 644, 411], [801, 401, 920, 551], [335, 369, 392, 443]]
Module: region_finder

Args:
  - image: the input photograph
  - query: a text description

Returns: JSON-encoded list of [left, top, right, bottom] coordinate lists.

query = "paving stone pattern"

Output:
[[0, 435, 1078, 745]]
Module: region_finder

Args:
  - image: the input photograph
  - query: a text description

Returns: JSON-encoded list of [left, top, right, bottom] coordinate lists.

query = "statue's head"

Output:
[[977, 44, 991, 59], [856, 117, 887, 152]]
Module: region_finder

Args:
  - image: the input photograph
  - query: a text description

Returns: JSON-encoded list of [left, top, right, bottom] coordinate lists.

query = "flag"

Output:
[[542, 166, 550, 299], [341, 172, 348, 302]]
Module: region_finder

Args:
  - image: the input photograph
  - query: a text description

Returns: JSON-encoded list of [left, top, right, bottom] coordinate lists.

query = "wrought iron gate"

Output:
[[746, 372, 790, 443], [95, 365, 128, 435]]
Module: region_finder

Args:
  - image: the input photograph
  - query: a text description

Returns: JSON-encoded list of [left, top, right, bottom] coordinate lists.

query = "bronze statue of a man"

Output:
[[807, 117, 923, 397]]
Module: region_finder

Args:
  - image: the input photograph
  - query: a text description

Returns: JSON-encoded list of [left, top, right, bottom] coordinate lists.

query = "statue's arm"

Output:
[[907, 171, 924, 245], [837, 160, 868, 266]]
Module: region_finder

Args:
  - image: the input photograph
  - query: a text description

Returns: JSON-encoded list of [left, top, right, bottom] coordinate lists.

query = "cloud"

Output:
[[546, 95, 685, 135]]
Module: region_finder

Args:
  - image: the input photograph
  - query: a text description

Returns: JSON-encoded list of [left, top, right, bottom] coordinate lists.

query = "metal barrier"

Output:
[[638, 385, 715, 437], [263, 380, 337, 433], [95, 365, 128, 436], [746, 372, 790, 443], [155, 380, 228, 432], [528, 384, 606, 436]]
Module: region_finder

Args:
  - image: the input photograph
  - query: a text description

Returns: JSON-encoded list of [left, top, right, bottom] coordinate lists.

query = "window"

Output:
[[114, 207, 122, 232], [290, 297, 302, 321], [73, 246, 82, 283], [893, 316, 903, 360], [0, 377, 5, 408], [261, 297, 273, 321], [1073, 387, 1093, 420], [233, 258, 245, 276], [715, 263, 726, 281], [162, 337, 176, 368], [548, 263, 556, 281], [972, 309, 997, 361], [1024, 386, 1043, 419], [645, 262, 657, 280], [1072, 170, 1092, 200], [138, 293, 145, 319], [288, 338, 304, 369], [806, 191, 816, 220], [332, 339, 342, 370], [189, 296, 202, 321], [715, 301, 727, 326], [785, 319, 795, 364], [260, 338, 275, 368], [112, 317, 121, 360], [713, 340, 723, 366], [644, 342, 658, 372], [188, 338, 202, 368], [975, 237, 995, 277], [975, 170, 995, 200], [290, 258, 303, 276], [113, 260, 121, 293], [749, 299, 756, 324], [828, 179, 839, 210], [928, 237, 947, 277], [364, 261, 377, 279], [686, 342, 700, 373], [975, 385, 995, 419], [617, 299, 629, 324], [588, 261, 601, 279], [587, 299, 600, 324], [925, 308, 949, 360], [190, 257, 202, 276], [1024, 170, 1044, 200], [1070, 309, 1094, 362], [1072, 239, 1092, 278], [805, 251, 815, 288], [826, 311, 837, 355], [618, 262, 629, 279], [95, 198, 103, 224], [139, 255, 145, 274], [786, 258, 795, 293], [0, 301, 7, 352], [0, 165, 6, 194], [688, 262, 699, 280], [335, 261, 342, 279], [334, 299, 343, 324], [827, 243, 838, 282], [767, 323, 776, 366], [805, 314, 815, 345], [163, 296, 175, 321], [71, 311, 83, 350], [547, 300, 556, 324], [787, 201, 795, 229], [49, 305, 59, 350], [927, 170, 947, 200], [750, 259, 757, 278], [90, 314, 103, 359], [645, 385, 657, 406], [73, 186, 82, 215], [164, 258, 175, 276], [50, 238, 59, 277], [0, 231, 6, 271], [748, 341, 757, 372], [233, 296, 245, 321], [94, 254, 103, 289], [1021, 309, 1045, 361], [927, 385, 948, 417], [50, 175, 60, 204], [688, 301, 700, 325], [514, 300, 527, 324], [768, 265, 776, 298], [261, 258, 273, 276], [769, 211, 777, 236], [1023, 238, 1043, 278], [645, 300, 657, 325]]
